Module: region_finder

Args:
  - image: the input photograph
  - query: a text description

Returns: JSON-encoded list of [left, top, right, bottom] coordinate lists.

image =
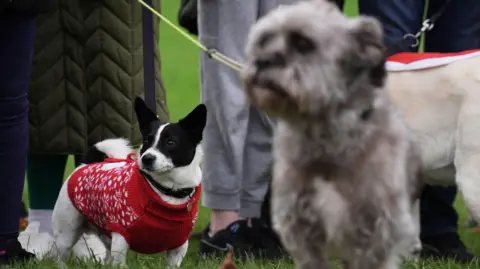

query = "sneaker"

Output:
[[420, 232, 477, 263], [18, 221, 107, 263], [198, 218, 286, 261], [18, 222, 56, 260], [0, 238, 35, 265]]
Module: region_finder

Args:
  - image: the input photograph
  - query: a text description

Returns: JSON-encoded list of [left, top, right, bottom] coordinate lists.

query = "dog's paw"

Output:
[[72, 234, 108, 263], [401, 243, 422, 263], [56, 260, 68, 269]]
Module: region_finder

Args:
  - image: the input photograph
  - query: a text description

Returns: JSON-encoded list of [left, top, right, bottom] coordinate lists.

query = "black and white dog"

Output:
[[51, 97, 206, 267]]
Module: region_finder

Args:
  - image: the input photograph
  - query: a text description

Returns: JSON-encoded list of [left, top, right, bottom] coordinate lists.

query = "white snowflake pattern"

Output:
[[74, 193, 86, 210], [71, 161, 140, 231], [113, 189, 124, 210], [81, 165, 95, 175], [108, 211, 119, 224], [124, 206, 138, 222]]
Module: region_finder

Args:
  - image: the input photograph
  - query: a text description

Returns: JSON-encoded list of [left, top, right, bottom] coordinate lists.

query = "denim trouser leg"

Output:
[[0, 11, 36, 250]]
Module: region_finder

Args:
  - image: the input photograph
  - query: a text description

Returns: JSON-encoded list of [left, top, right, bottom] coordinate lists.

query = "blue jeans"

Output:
[[0, 11, 36, 250], [359, 0, 480, 237]]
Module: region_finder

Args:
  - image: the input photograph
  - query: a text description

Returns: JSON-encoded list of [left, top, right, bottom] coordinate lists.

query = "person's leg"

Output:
[[198, 0, 297, 258], [239, 107, 273, 218], [25, 154, 83, 234], [424, 0, 480, 53], [198, 0, 259, 235], [26, 154, 69, 235], [419, 185, 457, 234], [73, 155, 83, 167], [0, 11, 37, 263], [418, 0, 480, 262], [239, 0, 299, 220], [358, 0, 425, 53]]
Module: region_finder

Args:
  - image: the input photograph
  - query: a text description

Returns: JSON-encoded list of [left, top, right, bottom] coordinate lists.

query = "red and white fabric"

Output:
[[67, 153, 201, 254], [386, 49, 480, 72]]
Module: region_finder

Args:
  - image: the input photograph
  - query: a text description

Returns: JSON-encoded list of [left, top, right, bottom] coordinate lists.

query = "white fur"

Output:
[[387, 55, 480, 224], [52, 137, 202, 267], [95, 138, 132, 159]]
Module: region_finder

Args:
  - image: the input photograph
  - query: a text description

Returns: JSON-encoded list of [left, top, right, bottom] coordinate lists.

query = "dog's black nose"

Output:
[[142, 154, 156, 166], [255, 58, 272, 70], [254, 53, 285, 70]]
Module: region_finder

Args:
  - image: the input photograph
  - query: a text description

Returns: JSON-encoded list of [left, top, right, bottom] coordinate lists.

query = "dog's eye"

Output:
[[166, 140, 176, 147], [288, 31, 315, 54]]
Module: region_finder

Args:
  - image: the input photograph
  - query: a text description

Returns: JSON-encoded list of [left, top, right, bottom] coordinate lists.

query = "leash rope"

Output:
[[137, 0, 243, 71], [402, 0, 452, 48], [139, 0, 452, 70]]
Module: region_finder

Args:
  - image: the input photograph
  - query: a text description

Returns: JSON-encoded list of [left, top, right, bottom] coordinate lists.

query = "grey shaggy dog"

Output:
[[242, 0, 424, 268]]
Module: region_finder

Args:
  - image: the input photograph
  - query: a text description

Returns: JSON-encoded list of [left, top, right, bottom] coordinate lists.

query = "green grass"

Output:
[[18, 0, 480, 268]]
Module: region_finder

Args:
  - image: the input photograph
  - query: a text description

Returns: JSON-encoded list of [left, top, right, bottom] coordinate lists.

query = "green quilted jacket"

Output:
[[28, 0, 168, 154]]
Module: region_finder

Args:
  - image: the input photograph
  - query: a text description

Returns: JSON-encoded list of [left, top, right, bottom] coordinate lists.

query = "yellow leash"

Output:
[[137, 0, 244, 72]]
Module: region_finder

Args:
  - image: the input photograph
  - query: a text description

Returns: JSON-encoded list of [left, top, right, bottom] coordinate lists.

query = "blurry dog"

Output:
[[242, 0, 423, 268]]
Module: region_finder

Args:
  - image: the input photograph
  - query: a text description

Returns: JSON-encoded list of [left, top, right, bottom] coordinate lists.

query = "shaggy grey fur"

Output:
[[241, 0, 424, 268]]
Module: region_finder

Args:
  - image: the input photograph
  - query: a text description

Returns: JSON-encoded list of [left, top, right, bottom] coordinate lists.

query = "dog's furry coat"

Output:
[[242, 1, 423, 268]]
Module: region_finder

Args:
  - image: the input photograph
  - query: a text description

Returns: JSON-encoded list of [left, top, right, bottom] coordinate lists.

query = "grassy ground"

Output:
[[17, 0, 480, 268]]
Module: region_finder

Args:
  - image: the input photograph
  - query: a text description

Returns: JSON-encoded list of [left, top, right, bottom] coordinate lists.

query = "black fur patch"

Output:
[[83, 146, 108, 164], [135, 97, 207, 168]]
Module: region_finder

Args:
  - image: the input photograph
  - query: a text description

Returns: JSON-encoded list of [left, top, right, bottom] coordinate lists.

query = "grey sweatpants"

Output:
[[199, 0, 298, 217]]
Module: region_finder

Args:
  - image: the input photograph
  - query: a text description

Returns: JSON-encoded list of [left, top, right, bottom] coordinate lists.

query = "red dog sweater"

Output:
[[67, 153, 201, 254], [386, 49, 480, 71]]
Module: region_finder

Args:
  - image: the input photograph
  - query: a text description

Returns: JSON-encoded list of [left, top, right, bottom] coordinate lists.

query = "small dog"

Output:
[[242, 1, 423, 268], [51, 97, 206, 267]]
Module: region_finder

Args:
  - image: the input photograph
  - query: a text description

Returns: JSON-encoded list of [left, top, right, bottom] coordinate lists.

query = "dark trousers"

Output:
[[0, 11, 36, 250], [359, 0, 480, 237]]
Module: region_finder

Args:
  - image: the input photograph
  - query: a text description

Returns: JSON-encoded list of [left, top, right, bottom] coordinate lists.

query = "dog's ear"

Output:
[[178, 104, 207, 143], [349, 16, 385, 67], [134, 97, 159, 136]]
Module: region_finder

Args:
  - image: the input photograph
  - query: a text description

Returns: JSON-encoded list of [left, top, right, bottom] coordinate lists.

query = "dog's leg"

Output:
[[455, 91, 480, 224], [378, 255, 398, 269], [98, 234, 112, 264], [166, 240, 188, 268], [271, 191, 329, 269], [109, 232, 129, 266], [52, 180, 86, 266], [276, 226, 329, 269], [456, 155, 480, 223], [407, 199, 422, 259], [275, 221, 329, 269], [346, 251, 398, 269]]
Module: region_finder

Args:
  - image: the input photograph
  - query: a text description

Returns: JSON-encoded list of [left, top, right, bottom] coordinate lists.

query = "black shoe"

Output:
[[198, 218, 286, 261], [190, 223, 208, 240], [0, 238, 35, 266], [420, 233, 477, 263]]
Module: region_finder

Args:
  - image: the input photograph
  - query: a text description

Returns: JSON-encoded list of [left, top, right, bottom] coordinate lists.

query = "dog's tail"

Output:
[[83, 138, 133, 164]]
